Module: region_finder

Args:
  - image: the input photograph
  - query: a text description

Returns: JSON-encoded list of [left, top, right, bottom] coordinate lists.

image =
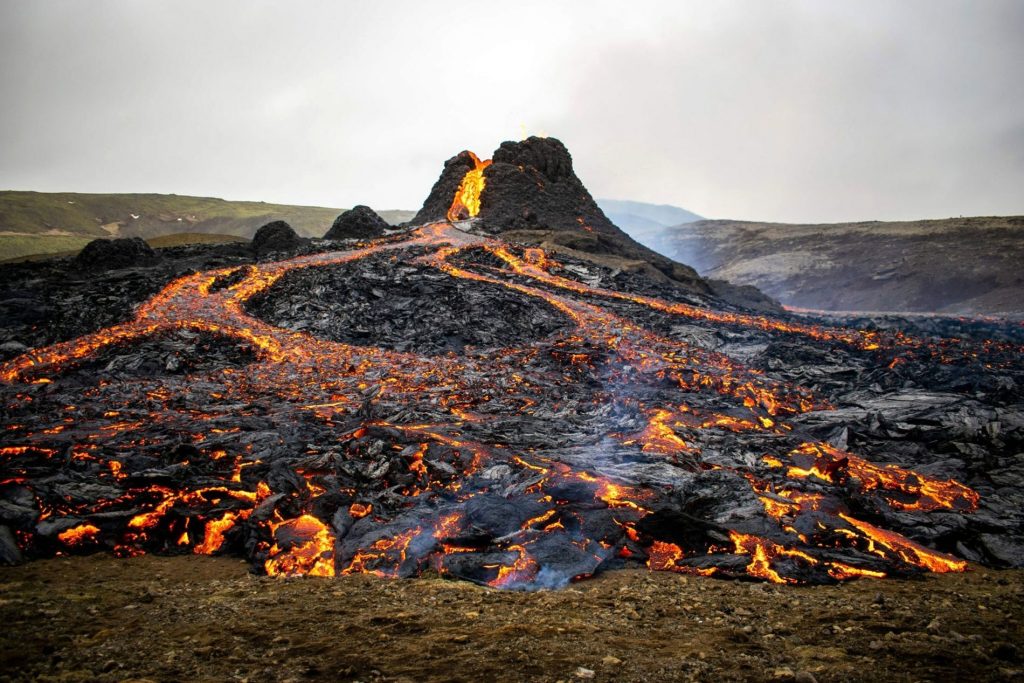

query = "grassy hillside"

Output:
[[0, 232, 247, 264], [0, 191, 415, 260], [146, 232, 249, 248], [0, 234, 95, 262]]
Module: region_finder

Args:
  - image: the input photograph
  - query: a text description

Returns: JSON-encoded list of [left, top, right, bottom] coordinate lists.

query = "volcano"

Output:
[[1, 137, 1022, 589], [412, 137, 765, 307]]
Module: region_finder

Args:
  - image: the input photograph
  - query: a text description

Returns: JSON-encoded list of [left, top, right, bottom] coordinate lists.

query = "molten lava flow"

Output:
[[264, 515, 336, 577], [623, 408, 694, 458], [342, 528, 418, 578], [838, 513, 967, 573], [0, 216, 996, 587], [349, 502, 372, 519], [194, 509, 250, 555], [57, 523, 101, 546], [447, 152, 492, 221], [488, 544, 538, 588], [732, 532, 793, 584], [646, 540, 686, 571], [777, 442, 980, 512]]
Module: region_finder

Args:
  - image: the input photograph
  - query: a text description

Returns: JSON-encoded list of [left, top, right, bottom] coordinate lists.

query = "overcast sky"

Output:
[[1, 1, 1021, 223]]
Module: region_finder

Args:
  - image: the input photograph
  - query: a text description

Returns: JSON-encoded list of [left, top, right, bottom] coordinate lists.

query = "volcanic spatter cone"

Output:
[[252, 220, 303, 256], [415, 137, 612, 234], [414, 136, 718, 296], [1, 137, 1023, 589], [75, 237, 161, 271], [325, 205, 390, 240]]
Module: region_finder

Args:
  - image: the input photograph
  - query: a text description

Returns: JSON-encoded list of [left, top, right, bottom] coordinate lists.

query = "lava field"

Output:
[[2, 139, 1023, 589]]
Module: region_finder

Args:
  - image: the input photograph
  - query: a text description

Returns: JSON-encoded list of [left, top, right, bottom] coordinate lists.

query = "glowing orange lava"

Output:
[[447, 152, 492, 221], [0, 208, 992, 586]]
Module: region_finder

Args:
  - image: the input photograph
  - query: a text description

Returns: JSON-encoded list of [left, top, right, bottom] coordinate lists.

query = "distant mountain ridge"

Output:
[[648, 216, 1024, 315], [597, 199, 702, 226], [596, 199, 702, 256], [595, 199, 1024, 315]]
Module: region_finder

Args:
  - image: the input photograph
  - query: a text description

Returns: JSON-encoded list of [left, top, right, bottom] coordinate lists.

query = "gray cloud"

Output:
[[1, 0, 1021, 222]]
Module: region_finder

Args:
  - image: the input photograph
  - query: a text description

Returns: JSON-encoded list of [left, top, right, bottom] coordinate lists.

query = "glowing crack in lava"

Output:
[[0, 197, 1004, 587]]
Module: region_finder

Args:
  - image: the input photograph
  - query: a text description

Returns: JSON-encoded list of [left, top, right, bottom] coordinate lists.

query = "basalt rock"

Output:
[[252, 220, 302, 256], [480, 137, 616, 236], [247, 249, 573, 355], [324, 205, 390, 240], [74, 237, 160, 271]]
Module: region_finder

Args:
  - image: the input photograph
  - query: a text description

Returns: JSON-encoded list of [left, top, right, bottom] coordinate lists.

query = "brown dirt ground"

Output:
[[1, 556, 1022, 683]]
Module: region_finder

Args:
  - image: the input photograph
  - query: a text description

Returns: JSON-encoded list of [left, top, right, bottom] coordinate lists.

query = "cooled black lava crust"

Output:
[[246, 250, 574, 355]]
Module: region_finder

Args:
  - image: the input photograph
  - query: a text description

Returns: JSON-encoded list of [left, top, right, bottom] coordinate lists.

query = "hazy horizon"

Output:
[[1, 0, 1022, 223]]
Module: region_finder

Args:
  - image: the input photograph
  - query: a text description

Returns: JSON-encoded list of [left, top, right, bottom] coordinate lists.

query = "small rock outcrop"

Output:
[[74, 237, 160, 271], [252, 220, 301, 256], [324, 205, 390, 240]]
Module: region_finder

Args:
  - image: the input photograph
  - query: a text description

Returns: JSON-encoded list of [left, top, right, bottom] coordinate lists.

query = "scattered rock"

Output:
[[769, 666, 796, 681], [0, 525, 23, 565]]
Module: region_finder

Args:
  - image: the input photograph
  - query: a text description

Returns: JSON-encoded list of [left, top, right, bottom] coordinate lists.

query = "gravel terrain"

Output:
[[2, 556, 1021, 683]]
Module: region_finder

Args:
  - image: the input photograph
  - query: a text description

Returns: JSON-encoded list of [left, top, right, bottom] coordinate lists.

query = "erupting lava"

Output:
[[0, 172, 1009, 588], [447, 152, 491, 221]]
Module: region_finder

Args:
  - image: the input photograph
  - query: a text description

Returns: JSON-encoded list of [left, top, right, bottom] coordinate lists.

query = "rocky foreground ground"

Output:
[[1, 556, 1021, 683]]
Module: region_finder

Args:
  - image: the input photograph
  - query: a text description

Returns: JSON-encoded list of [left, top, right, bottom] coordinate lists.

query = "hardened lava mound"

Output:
[[1, 137, 1023, 588], [246, 248, 573, 355]]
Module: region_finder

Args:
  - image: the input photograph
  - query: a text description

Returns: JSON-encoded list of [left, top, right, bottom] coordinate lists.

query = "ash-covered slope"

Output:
[[413, 137, 776, 311]]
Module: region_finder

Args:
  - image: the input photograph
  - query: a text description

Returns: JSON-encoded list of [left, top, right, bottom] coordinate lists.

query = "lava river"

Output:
[[0, 208, 1008, 587]]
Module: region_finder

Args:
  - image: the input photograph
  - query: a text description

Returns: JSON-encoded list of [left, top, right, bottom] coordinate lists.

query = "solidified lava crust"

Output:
[[246, 248, 573, 355], [3, 133, 1024, 588], [1, 218, 1022, 589]]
